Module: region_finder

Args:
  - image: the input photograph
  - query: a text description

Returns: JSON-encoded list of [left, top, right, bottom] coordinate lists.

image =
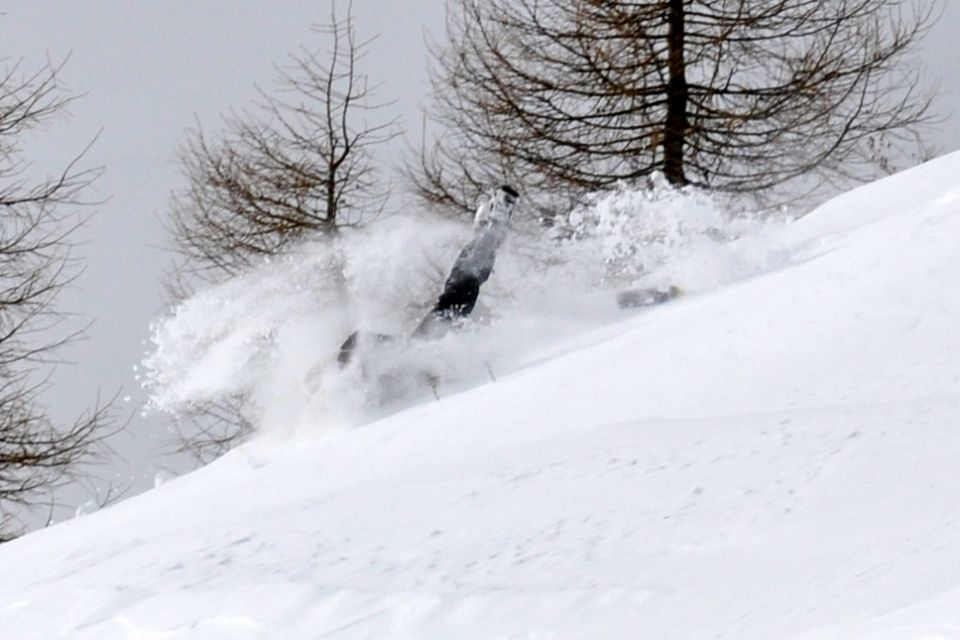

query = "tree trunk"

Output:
[[663, 0, 688, 186]]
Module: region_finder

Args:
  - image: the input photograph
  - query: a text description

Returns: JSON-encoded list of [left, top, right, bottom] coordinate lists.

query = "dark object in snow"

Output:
[[337, 330, 393, 367], [616, 285, 683, 309], [336, 330, 359, 367], [338, 185, 518, 367], [414, 185, 518, 338]]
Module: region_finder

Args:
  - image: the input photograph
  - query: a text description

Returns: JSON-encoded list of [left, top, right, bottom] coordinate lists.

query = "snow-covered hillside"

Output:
[[3, 153, 960, 639]]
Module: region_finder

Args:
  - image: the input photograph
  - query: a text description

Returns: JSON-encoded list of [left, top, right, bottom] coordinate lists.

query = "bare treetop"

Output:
[[169, 1, 399, 283], [415, 0, 939, 217]]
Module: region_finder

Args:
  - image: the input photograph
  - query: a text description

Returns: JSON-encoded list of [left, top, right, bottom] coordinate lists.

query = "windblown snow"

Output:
[[3, 154, 960, 639]]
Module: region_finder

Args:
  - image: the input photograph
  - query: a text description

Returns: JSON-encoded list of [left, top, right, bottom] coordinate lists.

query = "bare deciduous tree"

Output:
[[164, 3, 398, 458], [168, 3, 398, 286], [0, 56, 114, 540], [415, 0, 939, 218]]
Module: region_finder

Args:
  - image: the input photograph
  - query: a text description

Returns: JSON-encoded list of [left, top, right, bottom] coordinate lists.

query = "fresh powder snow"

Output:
[[2, 153, 960, 638]]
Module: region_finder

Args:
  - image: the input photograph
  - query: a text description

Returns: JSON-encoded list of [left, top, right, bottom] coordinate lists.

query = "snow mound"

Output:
[[4, 152, 960, 639]]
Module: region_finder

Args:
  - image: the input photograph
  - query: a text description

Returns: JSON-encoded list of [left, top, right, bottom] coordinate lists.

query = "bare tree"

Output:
[[414, 0, 939, 219], [0, 56, 114, 540], [168, 3, 398, 286], [164, 3, 398, 458]]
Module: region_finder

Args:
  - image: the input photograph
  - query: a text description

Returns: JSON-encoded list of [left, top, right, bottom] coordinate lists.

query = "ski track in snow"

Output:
[[3, 153, 960, 638]]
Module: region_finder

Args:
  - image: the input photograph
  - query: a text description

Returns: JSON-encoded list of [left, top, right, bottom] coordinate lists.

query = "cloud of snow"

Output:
[[142, 179, 792, 436], [562, 173, 795, 290]]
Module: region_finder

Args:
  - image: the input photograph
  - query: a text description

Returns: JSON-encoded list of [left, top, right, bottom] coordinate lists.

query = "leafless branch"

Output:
[[0, 54, 116, 540], [414, 0, 939, 217]]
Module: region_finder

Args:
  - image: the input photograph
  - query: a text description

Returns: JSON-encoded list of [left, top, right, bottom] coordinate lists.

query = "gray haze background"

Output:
[[1, 1, 957, 521]]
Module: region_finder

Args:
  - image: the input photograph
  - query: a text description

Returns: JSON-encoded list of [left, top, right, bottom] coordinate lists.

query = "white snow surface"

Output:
[[3, 153, 960, 638]]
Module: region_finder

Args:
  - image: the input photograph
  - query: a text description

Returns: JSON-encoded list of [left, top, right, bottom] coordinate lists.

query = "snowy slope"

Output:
[[3, 153, 960, 639]]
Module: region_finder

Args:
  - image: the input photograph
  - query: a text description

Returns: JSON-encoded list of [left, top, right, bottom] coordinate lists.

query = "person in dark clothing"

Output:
[[414, 185, 518, 337], [338, 185, 519, 367]]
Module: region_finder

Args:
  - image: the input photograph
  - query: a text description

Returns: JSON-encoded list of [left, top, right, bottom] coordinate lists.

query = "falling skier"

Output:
[[337, 184, 520, 367], [413, 185, 519, 338], [337, 182, 683, 374]]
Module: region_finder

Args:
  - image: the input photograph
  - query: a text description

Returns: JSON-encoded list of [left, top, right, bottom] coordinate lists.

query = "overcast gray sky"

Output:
[[2, 0, 958, 518]]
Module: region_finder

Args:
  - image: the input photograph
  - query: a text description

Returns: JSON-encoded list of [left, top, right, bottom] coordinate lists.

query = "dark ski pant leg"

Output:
[[413, 237, 493, 339], [431, 267, 482, 320]]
